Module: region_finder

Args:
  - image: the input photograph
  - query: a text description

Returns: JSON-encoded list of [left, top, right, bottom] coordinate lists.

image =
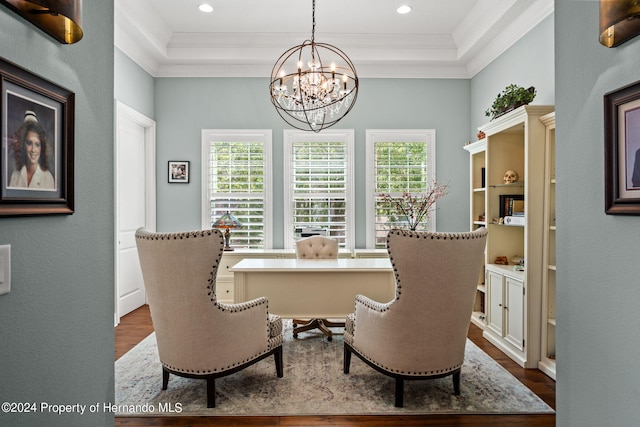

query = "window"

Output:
[[366, 130, 436, 248], [201, 130, 272, 249], [283, 130, 354, 251]]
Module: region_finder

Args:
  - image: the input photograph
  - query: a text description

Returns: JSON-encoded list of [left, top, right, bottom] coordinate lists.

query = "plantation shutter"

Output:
[[208, 140, 265, 249], [291, 140, 347, 247], [373, 140, 431, 247]]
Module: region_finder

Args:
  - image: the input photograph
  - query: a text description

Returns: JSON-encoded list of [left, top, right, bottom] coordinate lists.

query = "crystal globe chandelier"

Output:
[[269, 0, 359, 132]]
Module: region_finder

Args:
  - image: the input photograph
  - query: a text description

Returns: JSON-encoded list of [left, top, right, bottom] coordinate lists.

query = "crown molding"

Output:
[[114, 0, 554, 79], [465, 0, 554, 77], [453, 0, 521, 60]]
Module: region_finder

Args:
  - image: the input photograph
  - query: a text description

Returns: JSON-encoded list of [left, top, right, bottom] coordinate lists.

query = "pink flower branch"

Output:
[[378, 183, 447, 231]]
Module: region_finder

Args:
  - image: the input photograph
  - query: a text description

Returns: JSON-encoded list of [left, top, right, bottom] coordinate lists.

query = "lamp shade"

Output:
[[0, 0, 83, 44], [212, 211, 242, 229], [599, 0, 640, 47]]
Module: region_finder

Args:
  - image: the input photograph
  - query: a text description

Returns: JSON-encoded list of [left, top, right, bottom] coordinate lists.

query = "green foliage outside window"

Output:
[[374, 141, 435, 247]]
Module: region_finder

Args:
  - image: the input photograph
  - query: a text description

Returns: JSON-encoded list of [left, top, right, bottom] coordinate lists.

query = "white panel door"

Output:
[[115, 102, 156, 321]]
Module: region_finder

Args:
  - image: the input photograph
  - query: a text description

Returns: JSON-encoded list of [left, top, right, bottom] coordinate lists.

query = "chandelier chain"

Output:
[[311, 0, 316, 44]]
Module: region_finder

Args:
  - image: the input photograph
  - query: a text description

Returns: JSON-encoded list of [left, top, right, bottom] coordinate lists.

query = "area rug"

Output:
[[115, 322, 554, 416]]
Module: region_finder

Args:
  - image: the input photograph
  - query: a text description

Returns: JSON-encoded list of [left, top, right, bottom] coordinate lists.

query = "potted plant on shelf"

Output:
[[485, 84, 536, 120]]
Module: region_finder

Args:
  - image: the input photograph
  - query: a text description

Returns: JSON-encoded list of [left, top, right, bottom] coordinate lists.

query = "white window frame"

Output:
[[365, 129, 437, 248], [283, 129, 355, 251], [201, 129, 273, 249]]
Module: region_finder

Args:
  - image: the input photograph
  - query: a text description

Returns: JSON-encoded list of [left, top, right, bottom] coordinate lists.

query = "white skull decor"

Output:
[[503, 170, 519, 184]]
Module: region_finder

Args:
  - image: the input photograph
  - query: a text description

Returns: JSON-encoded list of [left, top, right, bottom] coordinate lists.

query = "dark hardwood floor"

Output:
[[115, 305, 555, 427]]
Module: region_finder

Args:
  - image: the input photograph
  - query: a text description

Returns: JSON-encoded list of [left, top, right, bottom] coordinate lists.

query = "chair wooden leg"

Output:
[[206, 378, 216, 408], [162, 368, 169, 390], [453, 369, 461, 395], [343, 345, 352, 374], [395, 377, 404, 407], [274, 346, 284, 377]]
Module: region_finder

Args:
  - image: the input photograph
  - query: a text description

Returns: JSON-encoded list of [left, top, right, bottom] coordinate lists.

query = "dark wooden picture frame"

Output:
[[168, 160, 189, 183], [0, 57, 74, 216], [604, 80, 640, 215]]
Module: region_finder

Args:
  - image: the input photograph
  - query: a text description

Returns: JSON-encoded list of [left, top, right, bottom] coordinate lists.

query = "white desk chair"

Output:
[[293, 235, 344, 341]]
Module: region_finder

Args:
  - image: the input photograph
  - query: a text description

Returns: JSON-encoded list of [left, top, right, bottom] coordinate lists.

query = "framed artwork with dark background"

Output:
[[604, 79, 640, 215], [168, 161, 190, 183], [0, 57, 74, 216]]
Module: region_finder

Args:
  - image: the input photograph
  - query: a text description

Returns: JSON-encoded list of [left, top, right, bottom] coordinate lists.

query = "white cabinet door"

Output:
[[487, 269, 504, 337], [504, 276, 525, 351]]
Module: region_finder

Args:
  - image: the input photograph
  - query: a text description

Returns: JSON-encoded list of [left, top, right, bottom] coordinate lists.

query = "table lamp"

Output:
[[213, 211, 242, 251]]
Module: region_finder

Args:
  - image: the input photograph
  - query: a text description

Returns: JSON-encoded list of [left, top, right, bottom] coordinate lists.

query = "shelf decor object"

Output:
[[599, 0, 640, 48], [0, 0, 83, 44], [485, 84, 536, 120], [269, 0, 358, 132], [378, 183, 447, 231], [604, 79, 640, 214], [213, 211, 242, 251]]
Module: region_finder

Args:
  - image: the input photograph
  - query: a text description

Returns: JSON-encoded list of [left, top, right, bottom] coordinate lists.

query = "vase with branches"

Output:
[[378, 183, 447, 231]]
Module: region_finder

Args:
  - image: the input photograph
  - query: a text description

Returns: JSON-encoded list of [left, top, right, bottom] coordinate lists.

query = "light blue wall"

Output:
[[0, 2, 115, 427], [556, 1, 640, 425], [471, 14, 555, 138], [152, 15, 555, 248], [114, 47, 155, 120], [154, 77, 472, 247]]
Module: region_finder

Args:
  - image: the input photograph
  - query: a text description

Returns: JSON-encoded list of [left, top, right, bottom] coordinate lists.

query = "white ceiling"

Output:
[[114, 0, 553, 79]]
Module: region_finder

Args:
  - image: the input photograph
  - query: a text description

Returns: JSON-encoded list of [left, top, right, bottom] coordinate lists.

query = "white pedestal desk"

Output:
[[230, 258, 395, 318]]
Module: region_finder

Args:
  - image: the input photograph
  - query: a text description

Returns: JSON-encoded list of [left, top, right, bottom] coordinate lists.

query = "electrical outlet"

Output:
[[0, 244, 11, 295]]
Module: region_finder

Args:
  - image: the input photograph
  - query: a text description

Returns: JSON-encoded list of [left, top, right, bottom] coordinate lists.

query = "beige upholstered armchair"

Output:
[[135, 228, 283, 408], [343, 228, 488, 407], [293, 235, 343, 340]]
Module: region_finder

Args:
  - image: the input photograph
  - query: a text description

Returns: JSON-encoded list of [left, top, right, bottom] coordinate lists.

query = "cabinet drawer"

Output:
[[216, 280, 234, 303], [218, 256, 243, 278]]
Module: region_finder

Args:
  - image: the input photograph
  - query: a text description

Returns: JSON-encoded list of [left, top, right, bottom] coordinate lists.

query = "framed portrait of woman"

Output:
[[0, 57, 74, 216]]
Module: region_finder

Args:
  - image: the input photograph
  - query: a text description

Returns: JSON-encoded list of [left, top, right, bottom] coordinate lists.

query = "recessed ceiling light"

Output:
[[199, 3, 214, 13], [396, 5, 412, 14]]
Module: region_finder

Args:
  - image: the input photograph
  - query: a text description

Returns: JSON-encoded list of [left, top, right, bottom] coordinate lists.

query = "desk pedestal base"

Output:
[[292, 318, 345, 341]]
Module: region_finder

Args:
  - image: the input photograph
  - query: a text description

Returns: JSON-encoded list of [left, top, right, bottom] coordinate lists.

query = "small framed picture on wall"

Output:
[[168, 161, 189, 183]]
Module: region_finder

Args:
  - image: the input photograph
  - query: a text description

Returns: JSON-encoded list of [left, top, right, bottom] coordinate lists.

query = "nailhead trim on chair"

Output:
[[384, 228, 489, 303], [354, 295, 393, 312], [386, 228, 488, 241], [348, 351, 463, 377], [162, 350, 274, 374], [159, 313, 283, 374], [137, 228, 285, 375], [344, 228, 488, 376]]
